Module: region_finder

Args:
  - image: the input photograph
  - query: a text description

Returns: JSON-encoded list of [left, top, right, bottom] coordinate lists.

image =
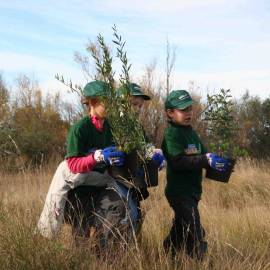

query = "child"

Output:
[[127, 82, 165, 195], [118, 82, 164, 170], [37, 80, 125, 238], [161, 90, 229, 260]]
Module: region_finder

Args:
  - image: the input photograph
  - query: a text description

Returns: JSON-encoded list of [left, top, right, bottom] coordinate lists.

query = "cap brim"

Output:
[[133, 94, 151, 100], [84, 94, 104, 98], [175, 100, 194, 110], [142, 94, 151, 100]]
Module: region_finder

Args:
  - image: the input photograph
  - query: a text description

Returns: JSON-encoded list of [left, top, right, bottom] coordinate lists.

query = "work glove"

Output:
[[152, 149, 165, 170], [94, 146, 125, 166], [206, 153, 229, 172]]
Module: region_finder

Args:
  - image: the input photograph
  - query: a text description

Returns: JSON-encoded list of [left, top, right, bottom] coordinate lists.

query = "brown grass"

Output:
[[0, 159, 269, 269]]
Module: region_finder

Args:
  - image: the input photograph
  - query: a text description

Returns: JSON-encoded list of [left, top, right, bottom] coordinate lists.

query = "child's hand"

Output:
[[94, 146, 125, 166], [206, 153, 229, 172], [152, 150, 165, 170]]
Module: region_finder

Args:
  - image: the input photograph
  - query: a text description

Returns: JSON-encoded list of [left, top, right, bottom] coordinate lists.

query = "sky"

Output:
[[0, 0, 270, 100]]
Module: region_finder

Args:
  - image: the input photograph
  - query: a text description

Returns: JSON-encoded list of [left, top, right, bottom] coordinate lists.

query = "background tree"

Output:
[[0, 74, 18, 166], [0, 74, 10, 120], [203, 88, 248, 158], [0, 75, 70, 170], [165, 38, 176, 96], [237, 92, 270, 158], [139, 61, 166, 146]]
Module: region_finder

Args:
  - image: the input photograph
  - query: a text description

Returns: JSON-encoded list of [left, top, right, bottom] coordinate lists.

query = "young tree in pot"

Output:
[[89, 26, 154, 188], [203, 89, 247, 182], [56, 26, 158, 188]]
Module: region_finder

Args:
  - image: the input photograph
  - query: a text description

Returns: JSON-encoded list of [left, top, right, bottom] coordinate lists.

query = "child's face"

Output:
[[166, 106, 193, 126], [131, 96, 145, 114], [89, 98, 106, 119]]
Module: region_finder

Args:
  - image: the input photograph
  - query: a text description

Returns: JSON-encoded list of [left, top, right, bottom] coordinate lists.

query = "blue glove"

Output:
[[101, 146, 125, 166], [206, 153, 229, 172], [152, 152, 165, 170]]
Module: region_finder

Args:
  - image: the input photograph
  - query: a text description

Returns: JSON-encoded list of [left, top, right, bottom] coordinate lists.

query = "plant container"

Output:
[[205, 158, 236, 183]]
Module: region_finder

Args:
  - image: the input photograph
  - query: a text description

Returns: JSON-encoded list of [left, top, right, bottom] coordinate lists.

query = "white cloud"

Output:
[[93, 0, 234, 15], [1, 0, 269, 101], [0, 52, 82, 76], [0, 0, 243, 33], [130, 63, 270, 99], [0, 52, 87, 102], [172, 69, 270, 99], [39, 79, 83, 104], [1, 51, 269, 100]]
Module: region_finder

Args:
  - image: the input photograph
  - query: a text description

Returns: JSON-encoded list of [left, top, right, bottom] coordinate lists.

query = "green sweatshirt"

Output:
[[162, 122, 208, 198]]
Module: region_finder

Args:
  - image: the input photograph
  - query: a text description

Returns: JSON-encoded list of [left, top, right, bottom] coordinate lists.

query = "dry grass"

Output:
[[0, 159, 269, 270]]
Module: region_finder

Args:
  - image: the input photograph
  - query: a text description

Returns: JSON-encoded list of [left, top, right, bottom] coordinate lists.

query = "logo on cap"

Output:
[[178, 94, 189, 101]]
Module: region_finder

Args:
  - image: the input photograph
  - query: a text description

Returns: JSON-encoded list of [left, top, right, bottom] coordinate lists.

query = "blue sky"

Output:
[[0, 0, 270, 99]]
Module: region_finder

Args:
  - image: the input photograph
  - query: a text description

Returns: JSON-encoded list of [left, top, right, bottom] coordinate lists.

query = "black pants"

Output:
[[163, 196, 207, 260]]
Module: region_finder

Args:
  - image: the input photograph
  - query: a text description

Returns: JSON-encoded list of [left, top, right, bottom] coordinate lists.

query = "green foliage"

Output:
[[0, 75, 9, 119], [89, 25, 146, 154], [237, 94, 270, 158], [0, 75, 69, 170], [55, 74, 83, 99], [56, 26, 147, 154], [12, 105, 67, 164], [204, 89, 247, 158], [0, 75, 18, 163]]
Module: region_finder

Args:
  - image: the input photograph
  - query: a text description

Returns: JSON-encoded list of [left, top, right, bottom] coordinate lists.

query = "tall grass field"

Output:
[[0, 159, 269, 270]]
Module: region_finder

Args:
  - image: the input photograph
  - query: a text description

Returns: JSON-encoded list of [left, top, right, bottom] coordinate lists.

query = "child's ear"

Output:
[[166, 109, 174, 121], [166, 109, 174, 117]]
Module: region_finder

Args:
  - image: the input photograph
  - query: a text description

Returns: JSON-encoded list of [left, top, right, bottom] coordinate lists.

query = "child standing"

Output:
[[162, 90, 229, 260]]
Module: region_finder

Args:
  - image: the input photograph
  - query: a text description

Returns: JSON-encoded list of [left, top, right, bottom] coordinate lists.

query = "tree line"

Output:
[[0, 72, 269, 171]]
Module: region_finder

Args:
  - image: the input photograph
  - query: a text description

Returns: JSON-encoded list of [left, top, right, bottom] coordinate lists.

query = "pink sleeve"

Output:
[[67, 155, 97, 173]]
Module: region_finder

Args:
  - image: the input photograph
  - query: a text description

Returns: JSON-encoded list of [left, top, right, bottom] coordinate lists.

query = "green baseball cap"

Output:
[[83, 80, 109, 98], [165, 90, 194, 110], [118, 83, 151, 100]]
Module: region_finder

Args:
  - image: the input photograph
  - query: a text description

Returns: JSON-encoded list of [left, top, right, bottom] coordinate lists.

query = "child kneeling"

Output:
[[37, 81, 124, 238]]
